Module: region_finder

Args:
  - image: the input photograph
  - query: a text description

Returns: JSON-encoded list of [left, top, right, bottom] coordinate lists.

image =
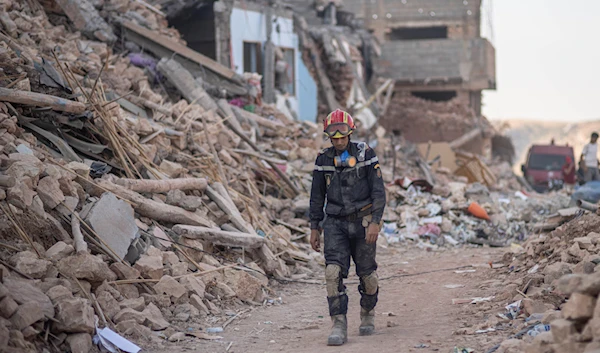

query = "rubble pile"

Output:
[[381, 170, 571, 251], [450, 208, 600, 352], [0, 0, 330, 352], [380, 93, 494, 154]]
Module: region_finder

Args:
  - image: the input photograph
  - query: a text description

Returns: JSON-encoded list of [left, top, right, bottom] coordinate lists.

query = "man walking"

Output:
[[309, 109, 386, 346], [581, 132, 600, 182]]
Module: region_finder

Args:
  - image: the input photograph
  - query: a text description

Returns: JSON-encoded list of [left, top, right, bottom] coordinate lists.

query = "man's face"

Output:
[[331, 136, 349, 152], [592, 136, 598, 143]]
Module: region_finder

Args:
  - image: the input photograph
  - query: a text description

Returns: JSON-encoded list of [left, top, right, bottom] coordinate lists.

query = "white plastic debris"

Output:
[[93, 327, 141, 353]]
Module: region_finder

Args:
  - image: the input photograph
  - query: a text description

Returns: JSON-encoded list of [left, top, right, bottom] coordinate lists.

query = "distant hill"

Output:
[[492, 119, 600, 173]]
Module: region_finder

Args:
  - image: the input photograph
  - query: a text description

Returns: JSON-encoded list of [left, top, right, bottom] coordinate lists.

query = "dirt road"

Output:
[[149, 246, 507, 353]]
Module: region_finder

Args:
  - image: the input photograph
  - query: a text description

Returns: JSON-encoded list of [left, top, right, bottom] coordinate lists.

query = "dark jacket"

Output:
[[309, 141, 386, 229]]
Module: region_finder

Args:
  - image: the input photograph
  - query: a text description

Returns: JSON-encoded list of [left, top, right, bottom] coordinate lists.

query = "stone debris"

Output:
[[0, 0, 526, 352]]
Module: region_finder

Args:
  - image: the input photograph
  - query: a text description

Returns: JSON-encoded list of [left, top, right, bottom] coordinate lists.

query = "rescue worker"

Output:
[[309, 109, 386, 346]]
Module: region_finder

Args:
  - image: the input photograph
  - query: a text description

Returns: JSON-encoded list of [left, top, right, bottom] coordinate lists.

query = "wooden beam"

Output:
[[173, 225, 265, 249], [333, 34, 379, 116], [294, 15, 340, 112], [121, 20, 241, 82], [0, 87, 86, 114], [449, 127, 484, 149]]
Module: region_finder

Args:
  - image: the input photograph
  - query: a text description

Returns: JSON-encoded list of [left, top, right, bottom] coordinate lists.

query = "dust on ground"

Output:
[[147, 245, 507, 353]]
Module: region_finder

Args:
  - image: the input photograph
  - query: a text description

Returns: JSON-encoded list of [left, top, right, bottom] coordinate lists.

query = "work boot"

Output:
[[359, 308, 375, 336], [327, 314, 347, 346]]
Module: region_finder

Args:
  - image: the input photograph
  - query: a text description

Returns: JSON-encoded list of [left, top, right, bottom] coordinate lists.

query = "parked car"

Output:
[[521, 144, 575, 193]]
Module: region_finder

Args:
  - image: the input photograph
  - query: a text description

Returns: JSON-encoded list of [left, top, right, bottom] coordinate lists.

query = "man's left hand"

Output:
[[366, 223, 379, 244]]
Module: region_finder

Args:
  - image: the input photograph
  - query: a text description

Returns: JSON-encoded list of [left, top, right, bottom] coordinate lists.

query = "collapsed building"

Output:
[[335, 0, 497, 155]]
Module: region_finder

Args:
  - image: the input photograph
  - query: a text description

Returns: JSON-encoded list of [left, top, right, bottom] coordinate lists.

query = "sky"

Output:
[[481, 0, 600, 122]]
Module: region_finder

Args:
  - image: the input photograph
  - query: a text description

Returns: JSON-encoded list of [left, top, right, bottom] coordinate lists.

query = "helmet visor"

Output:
[[324, 123, 351, 138]]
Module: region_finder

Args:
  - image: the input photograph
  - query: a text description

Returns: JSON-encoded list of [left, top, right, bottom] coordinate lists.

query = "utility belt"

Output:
[[328, 204, 372, 222]]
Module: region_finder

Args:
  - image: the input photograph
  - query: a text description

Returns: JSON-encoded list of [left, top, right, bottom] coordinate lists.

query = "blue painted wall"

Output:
[[230, 8, 317, 122]]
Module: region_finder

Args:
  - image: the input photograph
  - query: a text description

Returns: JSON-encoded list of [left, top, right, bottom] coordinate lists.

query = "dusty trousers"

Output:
[[323, 216, 378, 316]]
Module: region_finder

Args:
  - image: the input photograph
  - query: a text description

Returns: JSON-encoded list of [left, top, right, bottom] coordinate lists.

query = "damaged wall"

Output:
[[230, 7, 317, 122]]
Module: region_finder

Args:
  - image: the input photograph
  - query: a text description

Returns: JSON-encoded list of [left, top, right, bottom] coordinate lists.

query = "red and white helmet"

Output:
[[323, 109, 355, 138]]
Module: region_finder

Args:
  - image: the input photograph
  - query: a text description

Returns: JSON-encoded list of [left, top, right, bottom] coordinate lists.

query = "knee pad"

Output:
[[360, 271, 378, 295], [325, 264, 343, 297]]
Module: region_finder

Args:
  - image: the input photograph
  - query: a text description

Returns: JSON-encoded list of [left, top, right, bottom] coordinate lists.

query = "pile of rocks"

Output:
[[0, 241, 272, 352]]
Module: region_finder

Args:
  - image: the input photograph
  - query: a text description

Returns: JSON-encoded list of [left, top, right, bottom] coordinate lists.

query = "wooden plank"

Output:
[[121, 20, 239, 82], [0, 87, 86, 114], [333, 34, 379, 116], [294, 15, 340, 112]]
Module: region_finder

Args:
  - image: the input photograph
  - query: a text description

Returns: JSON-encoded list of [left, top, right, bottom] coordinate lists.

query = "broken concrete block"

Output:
[[171, 262, 188, 277], [522, 298, 548, 316], [179, 275, 205, 298], [4, 154, 43, 179], [551, 319, 577, 344], [189, 294, 209, 315], [66, 333, 92, 353], [46, 285, 74, 305], [154, 275, 187, 300], [66, 162, 90, 178], [574, 261, 596, 275], [54, 0, 116, 43], [203, 298, 221, 315], [162, 251, 180, 266], [114, 284, 140, 300], [134, 254, 163, 280], [178, 237, 204, 263], [3, 278, 54, 318], [9, 251, 51, 279], [141, 294, 171, 309], [224, 268, 264, 302], [575, 237, 593, 250], [159, 160, 184, 178], [10, 302, 44, 330], [214, 282, 236, 298], [0, 296, 18, 319], [45, 241, 74, 261], [113, 308, 145, 325], [55, 297, 94, 333], [57, 254, 117, 284], [588, 316, 600, 340], [119, 297, 146, 312], [86, 192, 138, 260], [96, 291, 120, 320], [29, 195, 46, 219], [142, 303, 169, 330], [0, 320, 8, 351], [7, 181, 35, 209], [173, 303, 199, 322], [0, 283, 7, 299], [562, 293, 596, 321], [110, 262, 141, 280], [544, 262, 572, 284], [37, 176, 65, 209]]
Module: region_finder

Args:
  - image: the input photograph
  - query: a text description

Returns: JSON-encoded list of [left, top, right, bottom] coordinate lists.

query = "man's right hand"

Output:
[[310, 229, 321, 252]]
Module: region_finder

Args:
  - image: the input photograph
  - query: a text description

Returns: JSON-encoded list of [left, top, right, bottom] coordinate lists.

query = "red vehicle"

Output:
[[521, 144, 575, 192]]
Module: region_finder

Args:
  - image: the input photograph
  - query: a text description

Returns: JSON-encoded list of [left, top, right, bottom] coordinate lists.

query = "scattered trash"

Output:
[[453, 347, 474, 353], [186, 332, 223, 340], [444, 284, 465, 289], [382, 312, 397, 316], [94, 327, 141, 353], [414, 343, 430, 348], [387, 321, 399, 327], [475, 328, 496, 334], [467, 202, 490, 221], [206, 327, 224, 333], [527, 324, 551, 337], [527, 264, 540, 274], [455, 269, 477, 274]]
